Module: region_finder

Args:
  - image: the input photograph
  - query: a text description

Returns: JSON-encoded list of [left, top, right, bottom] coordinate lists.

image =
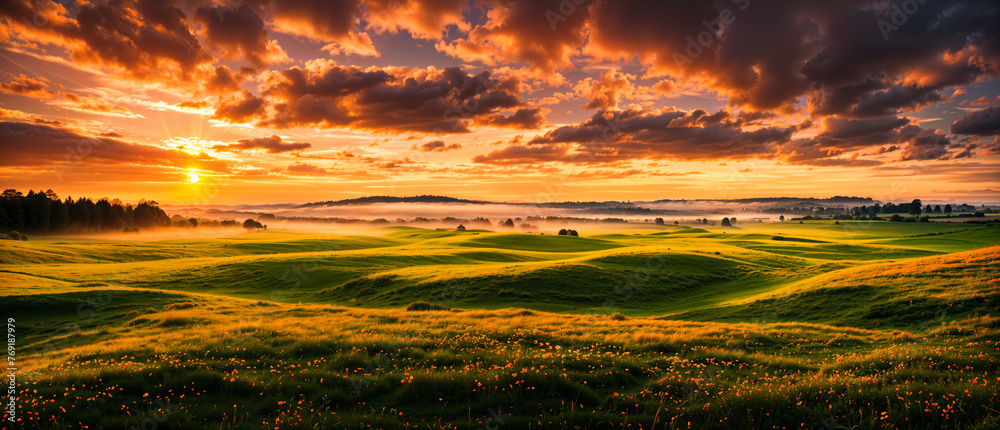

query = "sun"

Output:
[[187, 172, 200, 183]]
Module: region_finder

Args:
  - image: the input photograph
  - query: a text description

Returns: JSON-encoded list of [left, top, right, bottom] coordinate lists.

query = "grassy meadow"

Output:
[[2, 220, 999, 429]]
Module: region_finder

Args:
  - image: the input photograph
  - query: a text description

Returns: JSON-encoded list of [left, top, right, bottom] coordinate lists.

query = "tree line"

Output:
[[1, 189, 171, 235]]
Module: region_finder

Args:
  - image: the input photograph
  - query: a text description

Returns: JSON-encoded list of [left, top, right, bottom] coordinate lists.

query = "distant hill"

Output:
[[299, 195, 877, 208], [650, 196, 875, 205], [298, 195, 492, 207]]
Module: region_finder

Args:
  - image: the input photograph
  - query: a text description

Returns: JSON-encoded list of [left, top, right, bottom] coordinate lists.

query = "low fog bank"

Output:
[[155, 201, 791, 237], [167, 202, 790, 223]]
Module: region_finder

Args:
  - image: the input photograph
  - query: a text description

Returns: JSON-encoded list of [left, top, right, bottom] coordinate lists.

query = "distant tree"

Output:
[[243, 219, 264, 230], [944, 204, 952, 214], [654, 217, 664, 225], [721, 217, 732, 227], [503, 218, 514, 227], [568, 230, 579, 237], [470, 217, 492, 227], [702, 218, 708, 224], [48, 199, 69, 232], [7, 231, 20, 240], [220, 220, 238, 227], [23, 190, 52, 233], [909, 199, 922, 216], [188, 218, 198, 228], [97, 199, 123, 231], [889, 214, 904, 222], [730, 217, 737, 224], [933, 205, 942, 213], [925, 205, 933, 214], [973, 211, 986, 217], [558, 229, 568, 235], [779, 215, 785, 221], [673, 220, 679, 225]]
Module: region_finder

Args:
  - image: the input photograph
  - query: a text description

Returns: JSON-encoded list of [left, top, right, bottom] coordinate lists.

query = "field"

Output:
[[2, 220, 999, 429]]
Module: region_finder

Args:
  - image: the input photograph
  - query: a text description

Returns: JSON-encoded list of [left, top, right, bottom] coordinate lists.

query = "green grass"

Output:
[[3, 220, 999, 428]]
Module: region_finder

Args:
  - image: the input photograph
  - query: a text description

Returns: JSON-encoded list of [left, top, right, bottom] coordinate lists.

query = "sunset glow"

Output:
[[0, 0, 998, 204]]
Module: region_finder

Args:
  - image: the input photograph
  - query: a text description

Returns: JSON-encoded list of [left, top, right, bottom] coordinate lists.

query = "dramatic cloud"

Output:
[[0, 0, 213, 85], [214, 63, 528, 133], [0, 121, 226, 172], [780, 116, 959, 165], [951, 106, 1000, 137], [193, 4, 286, 69], [574, 70, 636, 111], [582, 0, 1000, 115], [415, 140, 462, 152], [363, 0, 470, 39], [475, 108, 547, 129], [475, 108, 798, 164], [437, 0, 593, 73], [213, 91, 267, 124], [212, 135, 311, 154], [284, 163, 329, 176], [0, 75, 53, 97]]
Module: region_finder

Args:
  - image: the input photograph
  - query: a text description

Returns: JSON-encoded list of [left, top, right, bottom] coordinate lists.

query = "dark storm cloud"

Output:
[[213, 91, 266, 124], [473, 108, 797, 164], [216, 64, 530, 133], [193, 4, 279, 69], [950, 106, 1000, 137], [475, 108, 547, 130]]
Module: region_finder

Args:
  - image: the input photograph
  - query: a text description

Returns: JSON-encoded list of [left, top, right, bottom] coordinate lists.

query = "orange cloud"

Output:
[[214, 63, 532, 134], [573, 69, 637, 111], [212, 135, 312, 154], [415, 140, 463, 152]]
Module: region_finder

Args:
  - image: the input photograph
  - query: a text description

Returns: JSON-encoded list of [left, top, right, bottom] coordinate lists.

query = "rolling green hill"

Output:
[[2, 220, 998, 429]]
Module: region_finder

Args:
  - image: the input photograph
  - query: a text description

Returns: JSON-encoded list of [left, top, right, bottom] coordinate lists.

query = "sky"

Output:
[[0, 0, 998, 205]]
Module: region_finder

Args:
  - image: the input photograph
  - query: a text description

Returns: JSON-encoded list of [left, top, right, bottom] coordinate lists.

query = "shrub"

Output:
[[406, 301, 449, 311], [7, 231, 20, 240], [558, 229, 568, 235], [610, 312, 627, 321], [159, 315, 196, 327], [166, 302, 198, 310], [20, 234, 28, 241]]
